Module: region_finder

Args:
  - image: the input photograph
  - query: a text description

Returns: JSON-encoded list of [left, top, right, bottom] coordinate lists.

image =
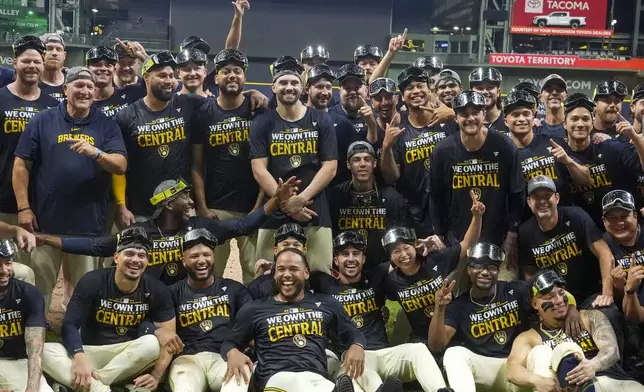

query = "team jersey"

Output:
[[170, 277, 250, 356], [384, 245, 462, 342], [93, 84, 144, 119], [310, 263, 390, 350], [328, 181, 408, 267], [61, 268, 174, 354], [0, 87, 57, 213], [519, 206, 603, 301], [221, 293, 366, 390], [444, 281, 532, 358], [603, 227, 644, 273], [38, 81, 64, 102], [0, 279, 46, 360]]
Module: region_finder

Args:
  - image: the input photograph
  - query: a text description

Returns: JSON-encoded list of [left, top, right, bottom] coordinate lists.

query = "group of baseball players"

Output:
[[4, 1, 644, 392]]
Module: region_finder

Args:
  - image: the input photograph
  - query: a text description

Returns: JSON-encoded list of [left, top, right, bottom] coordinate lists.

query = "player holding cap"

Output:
[[43, 227, 180, 392], [469, 67, 505, 133], [314, 231, 452, 392], [222, 248, 366, 392], [0, 239, 49, 392], [507, 270, 643, 391], [539, 74, 568, 138], [167, 228, 252, 392]]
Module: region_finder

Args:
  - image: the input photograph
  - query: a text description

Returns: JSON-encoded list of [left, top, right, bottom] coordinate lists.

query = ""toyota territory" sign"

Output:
[[511, 0, 611, 38]]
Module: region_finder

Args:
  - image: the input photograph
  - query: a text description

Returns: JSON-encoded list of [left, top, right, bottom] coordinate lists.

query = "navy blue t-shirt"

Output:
[[0, 67, 14, 88], [14, 102, 127, 235], [0, 279, 46, 360]]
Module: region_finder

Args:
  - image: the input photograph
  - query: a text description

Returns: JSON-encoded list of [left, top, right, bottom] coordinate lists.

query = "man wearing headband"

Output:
[[13, 66, 127, 312], [382, 190, 485, 344], [222, 248, 365, 392], [469, 67, 505, 133], [43, 227, 179, 392], [112, 51, 209, 226], [507, 270, 642, 391], [0, 36, 57, 271], [167, 228, 253, 392], [503, 90, 590, 213], [191, 48, 262, 284], [328, 141, 407, 267], [430, 242, 537, 391], [251, 56, 338, 273], [538, 74, 568, 139], [430, 91, 524, 279], [593, 80, 629, 141], [38, 33, 66, 102], [379, 66, 447, 238], [37, 177, 292, 286], [519, 174, 616, 302], [313, 232, 451, 392], [0, 239, 50, 392], [329, 64, 377, 141]]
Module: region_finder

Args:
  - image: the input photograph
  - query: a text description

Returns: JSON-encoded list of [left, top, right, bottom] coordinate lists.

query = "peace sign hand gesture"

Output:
[[436, 279, 456, 308]]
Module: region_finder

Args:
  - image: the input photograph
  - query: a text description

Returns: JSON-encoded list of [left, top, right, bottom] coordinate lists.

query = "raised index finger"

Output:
[[617, 112, 629, 123], [401, 27, 409, 42], [359, 96, 368, 107], [469, 189, 478, 202]]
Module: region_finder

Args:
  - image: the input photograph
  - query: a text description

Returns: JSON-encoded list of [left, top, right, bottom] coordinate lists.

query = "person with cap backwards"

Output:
[[379, 66, 448, 239], [312, 231, 452, 392], [0, 239, 50, 392], [429, 243, 543, 392], [503, 90, 591, 215], [537, 74, 568, 139], [433, 69, 463, 136], [329, 63, 378, 143], [112, 51, 205, 227], [382, 189, 485, 345], [38, 32, 67, 102], [222, 247, 365, 392], [35, 176, 295, 286], [191, 48, 264, 284], [518, 175, 622, 350], [469, 67, 506, 133], [165, 228, 253, 392], [12, 66, 127, 312], [592, 80, 630, 141], [429, 91, 525, 279], [328, 141, 408, 268], [301, 45, 330, 70], [250, 56, 338, 273], [507, 270, 644, 391], [303, 64, 361, 185], [0, 36, 57, 266], [42, 227, 180, 392]]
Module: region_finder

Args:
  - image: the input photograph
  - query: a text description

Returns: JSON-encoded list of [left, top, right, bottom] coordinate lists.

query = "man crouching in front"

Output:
[[42, 227, 182, 392]]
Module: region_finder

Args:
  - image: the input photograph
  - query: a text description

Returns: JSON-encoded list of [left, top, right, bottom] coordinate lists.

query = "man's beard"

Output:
[[311, 94, 329, 110], [44, 59, 61, 71], [278, 92, 300, 106], [220, 81, 243, 97], [186, 265, 214, 281], [151, 84, 173, 102]]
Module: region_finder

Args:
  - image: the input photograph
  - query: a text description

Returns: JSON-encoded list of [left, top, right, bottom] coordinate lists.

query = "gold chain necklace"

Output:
[[469, 286, 497, 308]]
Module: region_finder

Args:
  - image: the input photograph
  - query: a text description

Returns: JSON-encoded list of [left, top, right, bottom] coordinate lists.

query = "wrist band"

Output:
[[94, 148, 103, 160], [17, 207, 30, 213]]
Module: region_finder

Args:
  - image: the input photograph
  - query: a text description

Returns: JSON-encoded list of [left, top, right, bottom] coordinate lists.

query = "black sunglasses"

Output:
[[176, 49, 208, 66], [141, 51, 177, 75]]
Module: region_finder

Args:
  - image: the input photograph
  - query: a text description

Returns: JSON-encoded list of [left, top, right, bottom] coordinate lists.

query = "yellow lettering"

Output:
[[269, 141, 317, 156], [267, 321, 323, 342], [337, 217, 385, 230], [136, 127, 186, 148], [452, 174, 500, 189], [4, 119, 27, 134]]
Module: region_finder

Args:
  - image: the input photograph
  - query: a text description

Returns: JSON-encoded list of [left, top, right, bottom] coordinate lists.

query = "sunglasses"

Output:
[[86, 46, 118, 64], [141, 51, 177, 75], [176, 49, 208, 66], [182, 228, 218, 252], [370, 77, 397, 96]]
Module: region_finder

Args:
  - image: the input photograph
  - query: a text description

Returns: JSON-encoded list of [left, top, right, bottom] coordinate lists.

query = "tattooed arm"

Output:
[[586, 310, 620, 372], [25, 326, 45, 392]]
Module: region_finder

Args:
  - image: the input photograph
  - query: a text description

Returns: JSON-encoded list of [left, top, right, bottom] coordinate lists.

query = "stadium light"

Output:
[[432, 27, 439, 31], [91, 8, 98, 13], [453, 26, 460, 30], [465, 26, 472, 31]]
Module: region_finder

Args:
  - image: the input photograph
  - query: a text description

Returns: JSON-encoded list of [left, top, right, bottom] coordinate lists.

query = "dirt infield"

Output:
[[46, 240, 243, 331]]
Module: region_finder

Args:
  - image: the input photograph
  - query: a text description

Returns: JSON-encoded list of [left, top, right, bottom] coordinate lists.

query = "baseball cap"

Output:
[[337, 64, 366, 85], [306, 64, 335, 86], [435, 69, 461, 86], [182, 228, 218, 252], [347, 141, 375, 159], [116, 227, 152, 253], [332, 231, 366, 253], [149, 178, 191, 219], [12, 35, 45, 56], [594, 80, 628, 100], [540, 74, 567, 92], [179, 36, 211, 55], [301, 45, 329, 62], [381, 227, 416, 252], [65, 66, 95, 84], [452, 91, 486, 112], [40, 33, 65, 48], [564, 93, 596, 115], [527, 175, 556, 195], [141, 51, 177, 76], [0, 239, 16, 259], [531, 269, 566, 297], [369, 77, 397, 96], [397, 66, 429, 92], [275, 223, 307, 246], [503, 90, 538, 113], [602, 190, 635, 215], [466, 242, 505, 265], [214, 49, 248, 72], [354, 45, 384, 63], [632, 83, 644, 103]]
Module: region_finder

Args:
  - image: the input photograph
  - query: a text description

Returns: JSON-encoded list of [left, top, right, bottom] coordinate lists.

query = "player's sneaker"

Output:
[[335, 374, 355, 392], [377, 377, 403, 392]]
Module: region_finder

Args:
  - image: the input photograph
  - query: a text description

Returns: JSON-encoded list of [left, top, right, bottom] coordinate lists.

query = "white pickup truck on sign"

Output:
[[532, 12, 587, 28]]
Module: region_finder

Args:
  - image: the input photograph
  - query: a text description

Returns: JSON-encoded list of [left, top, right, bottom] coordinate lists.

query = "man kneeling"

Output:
[[43, 228, 180, 392], [507, 270, 644, 391]]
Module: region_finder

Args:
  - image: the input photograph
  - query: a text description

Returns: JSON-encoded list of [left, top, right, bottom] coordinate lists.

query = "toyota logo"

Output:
[[527, 0, 541, 8]]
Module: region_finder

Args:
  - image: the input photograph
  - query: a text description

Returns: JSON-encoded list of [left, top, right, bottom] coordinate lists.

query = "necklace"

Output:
[[156, 225, 181, 241], [539, 323, 567, 343], [469, 286, 497, 308]]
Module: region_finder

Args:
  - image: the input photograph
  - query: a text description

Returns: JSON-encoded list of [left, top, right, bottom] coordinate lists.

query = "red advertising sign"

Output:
[[489, 53, 644, 71], [511, 0, 611, 38]]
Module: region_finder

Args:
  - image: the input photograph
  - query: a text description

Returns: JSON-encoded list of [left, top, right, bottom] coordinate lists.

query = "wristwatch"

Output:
[[625, 287, 636, 295]]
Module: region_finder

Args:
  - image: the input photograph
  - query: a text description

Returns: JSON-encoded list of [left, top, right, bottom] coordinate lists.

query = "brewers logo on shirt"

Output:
[[3, 106, 40, 134], [135, 116, 186, 157], [177, 295, 230, 328], [468, 299, 521, 341], [403, 131, 447, 170], [569, 163, 611, 199], [265, 307, 324, 343], [452, 159, 500, 190], [208, 116, 251, 151], [95, 298, 149, 334], [0, 308, 24, 338], [521, 155, 558, 182], [530, 232, 582, 274], [332, 287, 378, 327], [269, 127, 318, 157], [396, 276, 443, 316]]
